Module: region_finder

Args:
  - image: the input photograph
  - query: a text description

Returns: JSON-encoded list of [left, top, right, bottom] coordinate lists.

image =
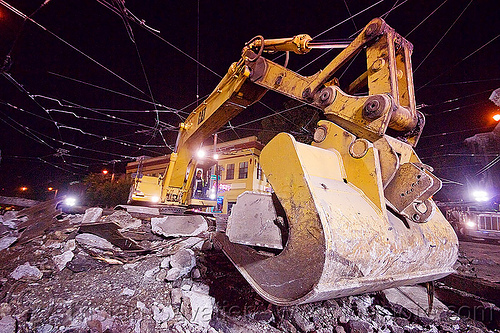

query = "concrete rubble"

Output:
[[9, 262, 43, 281], [151, 215, 208, 237], [0, 199, 497, 332], [81, 207, 103, 224]]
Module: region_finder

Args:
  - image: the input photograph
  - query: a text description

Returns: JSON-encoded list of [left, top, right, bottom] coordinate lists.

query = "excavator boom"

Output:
[[154, 18, 457, 305]]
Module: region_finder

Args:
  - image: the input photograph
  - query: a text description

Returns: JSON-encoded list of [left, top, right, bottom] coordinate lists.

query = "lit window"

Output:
[[238, 161, 248, 179]]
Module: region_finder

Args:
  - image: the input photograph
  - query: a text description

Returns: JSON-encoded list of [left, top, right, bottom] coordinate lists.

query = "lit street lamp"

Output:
[[48, 187, 58, 198]]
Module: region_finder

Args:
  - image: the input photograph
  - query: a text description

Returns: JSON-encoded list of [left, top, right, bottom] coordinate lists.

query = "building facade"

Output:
[[126, 136, 270, 213]]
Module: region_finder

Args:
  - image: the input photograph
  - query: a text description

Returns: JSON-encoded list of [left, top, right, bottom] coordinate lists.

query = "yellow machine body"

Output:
[[129, 17, 458, 305]]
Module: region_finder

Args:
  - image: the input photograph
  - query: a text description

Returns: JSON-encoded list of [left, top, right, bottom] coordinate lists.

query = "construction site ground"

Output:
[[0, 200, 499, 332]]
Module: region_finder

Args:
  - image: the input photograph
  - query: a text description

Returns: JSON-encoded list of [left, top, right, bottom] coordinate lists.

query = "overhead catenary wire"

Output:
[[1, 0, 495, 188], [342, 0, 358, 31], [381, 0, 400, 20], [420, 126, 492, 139], [1, 73, 63, 139], [405, 0, 448, 38], [0, 110, 57, 151], [424, 101, 486, 116], [414, 0, 474, 73], [419, 88, 494, 110], [475, 155, 500, 176], [48, 71, 186, 117], [417, 22, 499, 90], [0, 0, 149, 98], [97, 0, 317, 149], [424, 78, 500, 88], [95, 0, 222, 81], [1, 101, 170, 157]]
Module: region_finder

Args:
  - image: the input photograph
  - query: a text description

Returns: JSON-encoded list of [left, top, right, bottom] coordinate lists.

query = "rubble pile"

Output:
[[0, 202, 497, 332]]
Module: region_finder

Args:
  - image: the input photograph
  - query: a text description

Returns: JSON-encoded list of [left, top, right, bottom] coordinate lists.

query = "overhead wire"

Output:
[[342, 0, 358, 31], [0, 1, 149, 97], [48, 71, 186, 117], [420, 125, 492, 139], [417, 32, 500, 91], [405, 0, 448, 38], [0, 1, 187, 173], [1, 72, 63, 139], [419, 88, 494, 109], [0, 110, 57, 151], [414, 0, 474, 73], [424, 78, 500, 88], [381, 0, 400, 20], [475, 155, 500, 176], [1, 100, 170, 156], [424, 101, 486, 116]]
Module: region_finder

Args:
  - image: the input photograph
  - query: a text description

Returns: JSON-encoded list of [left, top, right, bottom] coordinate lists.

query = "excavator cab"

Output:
[[186, 161, 219, 211]]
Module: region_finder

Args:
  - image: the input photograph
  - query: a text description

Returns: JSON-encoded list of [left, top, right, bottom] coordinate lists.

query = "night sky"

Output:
[[0, 0, 498, 200]]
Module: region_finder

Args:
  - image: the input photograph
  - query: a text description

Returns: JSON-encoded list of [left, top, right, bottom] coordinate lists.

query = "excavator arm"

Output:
[[158, 18, 458, 305], [164, 18, 427, 214]]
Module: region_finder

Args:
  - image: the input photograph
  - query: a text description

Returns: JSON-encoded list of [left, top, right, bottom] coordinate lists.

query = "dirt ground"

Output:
[[1, 205, 499, 332], [455, 240, 500, 283]]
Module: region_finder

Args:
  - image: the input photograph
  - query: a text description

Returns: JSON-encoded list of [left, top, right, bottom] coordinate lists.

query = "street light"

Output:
[[102, 169, 109, 175], [48, 187, 58, 198], [196, 149, 206, 159], [472, 190, 489, 202], [493, 114, 500, 122]]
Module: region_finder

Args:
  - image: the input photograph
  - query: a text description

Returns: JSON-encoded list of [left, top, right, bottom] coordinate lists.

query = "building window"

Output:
[[256, 163, 262, 180], [217, 165, 223, 180], [238, 161, 248, 179], [226, 163, 235, 180]]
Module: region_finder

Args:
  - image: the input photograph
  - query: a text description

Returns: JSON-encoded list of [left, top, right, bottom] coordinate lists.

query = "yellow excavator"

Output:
[[132, 18, 459, 305]]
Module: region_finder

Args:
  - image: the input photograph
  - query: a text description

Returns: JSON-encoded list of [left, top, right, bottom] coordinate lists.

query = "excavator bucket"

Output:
[[216, 127, 458, 306]]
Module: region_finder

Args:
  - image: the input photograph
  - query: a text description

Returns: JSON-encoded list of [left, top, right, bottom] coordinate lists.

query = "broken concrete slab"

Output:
[[104, 210, 142, 230], [2, 211, 17, 221], [166, 267, 182, 281], [171, 288, 183, 306], [82, 207, 103, 224], [0, 195, 40, 208], [0, 236, 17, 251], [78, 222, 144, 251], [170, 248, 196, 277], [75, 233, 115, 251], [114, 205, 160, 216], [152, 303, 175, 326], [53, 250, 74, 271], [66, 252, 105, 272], [151, 215, 208, 238], [143, 267, 160, 280], [226, 192, 284, 250], [0, 315, 16, 333], [10, 262, 43, 281], [181, 290, 215, 327], [1, 214, 18, 229], [15, 198, 64, 245], [383, 285, 449, 320], [160, 257, 170, 268]]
